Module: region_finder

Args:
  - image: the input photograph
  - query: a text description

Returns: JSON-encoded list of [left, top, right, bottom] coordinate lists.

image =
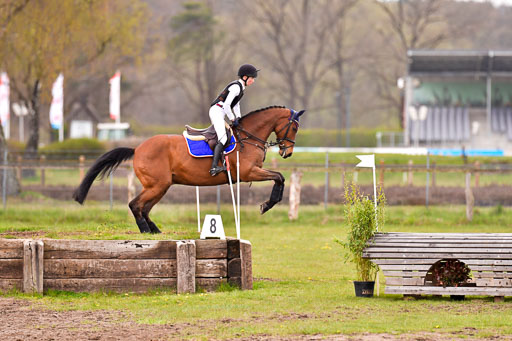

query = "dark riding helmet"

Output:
[[238, 64, 259, 79]]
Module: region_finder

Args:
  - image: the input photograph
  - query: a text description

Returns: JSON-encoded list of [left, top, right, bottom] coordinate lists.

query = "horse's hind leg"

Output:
[[142, 184, 171, 234], [129, 192, 151, 233]]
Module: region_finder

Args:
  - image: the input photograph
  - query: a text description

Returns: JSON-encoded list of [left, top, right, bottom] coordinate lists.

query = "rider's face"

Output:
[[245, 77, 255, 86]]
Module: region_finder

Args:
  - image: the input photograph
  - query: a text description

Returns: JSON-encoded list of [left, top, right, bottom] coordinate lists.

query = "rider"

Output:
[[209, 64, 259, 176]]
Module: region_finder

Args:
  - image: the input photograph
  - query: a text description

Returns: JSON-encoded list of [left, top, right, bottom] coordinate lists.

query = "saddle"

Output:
[[183, 122, 232, 151]]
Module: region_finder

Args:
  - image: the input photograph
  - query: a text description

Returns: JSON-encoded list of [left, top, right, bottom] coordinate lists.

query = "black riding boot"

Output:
[[210, 142, 226, 176]]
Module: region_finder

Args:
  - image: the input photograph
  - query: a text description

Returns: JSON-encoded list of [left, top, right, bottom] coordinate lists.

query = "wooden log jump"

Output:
[[363, 232, 512, 301], [0, 238, 252, 294]]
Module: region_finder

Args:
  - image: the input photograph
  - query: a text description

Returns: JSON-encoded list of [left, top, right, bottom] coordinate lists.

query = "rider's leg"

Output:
[[209, 106, 228, 176]]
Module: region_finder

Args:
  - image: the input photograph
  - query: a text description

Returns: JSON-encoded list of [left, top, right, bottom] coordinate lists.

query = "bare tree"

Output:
[[167, 1, 238, 124], [369, 0, 487, 126], [246, 0, 359, 115]]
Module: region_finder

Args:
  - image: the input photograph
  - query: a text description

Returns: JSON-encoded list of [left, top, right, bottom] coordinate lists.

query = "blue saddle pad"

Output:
[[185, 135, 236, 158]]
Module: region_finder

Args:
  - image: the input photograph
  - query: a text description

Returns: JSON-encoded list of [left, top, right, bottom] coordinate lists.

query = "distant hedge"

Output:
[[39, 138, 106, 159], [295, 129, 378, 147]]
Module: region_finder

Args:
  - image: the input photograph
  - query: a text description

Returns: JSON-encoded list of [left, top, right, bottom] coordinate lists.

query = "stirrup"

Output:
[[210, 166, 226, 176]]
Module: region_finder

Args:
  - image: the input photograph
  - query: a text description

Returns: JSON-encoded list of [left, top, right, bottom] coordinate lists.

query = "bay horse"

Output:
[[73, 106, 305, 233]]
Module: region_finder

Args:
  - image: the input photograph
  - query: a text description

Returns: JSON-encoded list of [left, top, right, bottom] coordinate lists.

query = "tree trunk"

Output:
[[0, 121, 21, 196], [23, 80, 41, 177]]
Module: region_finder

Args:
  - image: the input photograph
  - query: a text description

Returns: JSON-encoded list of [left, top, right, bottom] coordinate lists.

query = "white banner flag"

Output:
[[49, 73, 64, 129], [355, 154, 375, 168], [0, 72, 10, 126], [109, 70, 121, 121]]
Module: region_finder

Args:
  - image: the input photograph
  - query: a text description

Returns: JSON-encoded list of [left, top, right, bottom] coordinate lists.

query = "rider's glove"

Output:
[[232, 118, 240, 127]]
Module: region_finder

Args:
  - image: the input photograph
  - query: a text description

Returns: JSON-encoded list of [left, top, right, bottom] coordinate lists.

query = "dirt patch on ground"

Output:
[[0, 298, 183, 341], [1, 298, 510, 341]]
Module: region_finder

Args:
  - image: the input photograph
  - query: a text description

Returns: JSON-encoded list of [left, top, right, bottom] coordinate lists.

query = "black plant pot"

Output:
[[450, 295, 465, 301], [354, 281, 375, 297]]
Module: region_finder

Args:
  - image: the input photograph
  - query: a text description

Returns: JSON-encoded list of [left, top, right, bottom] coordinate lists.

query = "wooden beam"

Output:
[[196, 240, 227, 259], [44, 278, 176, 293], [240, 240, 253, 290], [0, 259, 23, 279], [44, 240, 177, 259], [177, 240, 196, 294], [23, 240, 43, 293], [44, 259, 177, 278]]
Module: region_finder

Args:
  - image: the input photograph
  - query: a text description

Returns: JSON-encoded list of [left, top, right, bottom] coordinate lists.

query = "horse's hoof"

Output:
[[148, 222, 162, 234], [260, 203, 269, 214]]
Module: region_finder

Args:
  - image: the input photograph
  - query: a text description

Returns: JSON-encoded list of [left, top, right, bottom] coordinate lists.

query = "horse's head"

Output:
[[275, 109, 305, 159]]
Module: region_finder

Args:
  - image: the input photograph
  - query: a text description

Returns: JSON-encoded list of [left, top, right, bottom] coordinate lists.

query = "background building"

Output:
[[404, 50, 512, 153]]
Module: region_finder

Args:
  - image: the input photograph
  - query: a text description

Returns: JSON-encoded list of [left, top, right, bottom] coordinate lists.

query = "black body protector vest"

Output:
[[211, 81, 244, 109]]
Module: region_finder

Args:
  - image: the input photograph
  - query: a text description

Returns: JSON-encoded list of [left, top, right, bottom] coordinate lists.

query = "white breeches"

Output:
[[209, 105, 228, 145]]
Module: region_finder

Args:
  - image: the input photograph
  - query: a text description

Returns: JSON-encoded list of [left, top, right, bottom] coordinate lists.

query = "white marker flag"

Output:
[[0, 72, 10, 125], [355, 154, 378, 231], [355, 154, 375, 168], [109, 70, 121, 121], [49, 73, 64, 129]]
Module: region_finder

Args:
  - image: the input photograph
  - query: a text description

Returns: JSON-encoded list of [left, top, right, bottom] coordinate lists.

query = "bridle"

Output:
[[234, 109, 299, 158]]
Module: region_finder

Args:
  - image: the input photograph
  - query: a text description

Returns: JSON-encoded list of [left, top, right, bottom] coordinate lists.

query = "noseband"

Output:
[[274, 111, 299, 153]]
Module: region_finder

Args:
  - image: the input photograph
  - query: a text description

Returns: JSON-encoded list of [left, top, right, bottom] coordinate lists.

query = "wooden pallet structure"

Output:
[[0, 238, 252, 294], [363, 232, 512, 301]]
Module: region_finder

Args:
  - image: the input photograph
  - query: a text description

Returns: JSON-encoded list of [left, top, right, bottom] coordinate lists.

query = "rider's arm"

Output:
[[223, 84, 241, 121], [233, 101, 241, 120]]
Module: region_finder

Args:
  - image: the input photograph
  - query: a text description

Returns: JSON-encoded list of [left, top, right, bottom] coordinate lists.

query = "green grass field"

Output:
[[1, 199, 512, 339]]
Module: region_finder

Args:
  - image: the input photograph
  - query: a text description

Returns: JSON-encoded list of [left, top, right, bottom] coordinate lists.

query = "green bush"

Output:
[[335, 182, 386, 281], [39, 138, 106, 159], [6, 140, 25, 152]]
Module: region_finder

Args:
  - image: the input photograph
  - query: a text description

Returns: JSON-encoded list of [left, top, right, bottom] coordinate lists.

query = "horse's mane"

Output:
[[241, 105, 287, 120]]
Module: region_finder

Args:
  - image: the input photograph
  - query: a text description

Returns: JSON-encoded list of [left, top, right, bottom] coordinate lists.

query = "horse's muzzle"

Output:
[[280, 148, 293, 158]]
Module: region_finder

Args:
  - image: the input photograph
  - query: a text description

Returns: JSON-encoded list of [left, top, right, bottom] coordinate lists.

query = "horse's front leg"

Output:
[[244, 167, 285, 214]]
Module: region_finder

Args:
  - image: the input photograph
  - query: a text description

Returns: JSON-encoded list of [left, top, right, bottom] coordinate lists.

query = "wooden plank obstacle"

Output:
[[0, 238, 252, 294], [363, 232, 512, 301]]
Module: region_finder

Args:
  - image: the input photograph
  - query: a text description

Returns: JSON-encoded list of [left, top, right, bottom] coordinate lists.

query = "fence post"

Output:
[[177, 240, 196, 294], [465, 172, 474, 222], [407, 160, 414, 186], [340, 166, 345, 189], [40, 155, 46, 187], [79, 155, 85, 181], [2, 150, 7, 209], [324, 152, 329, 209], [426, 152, 430, 209], [23, 239, 44, 293], [16, 155, 22, 185], [379, 159, 385, 188], [474, 161, 480, 187], [288, 169, 303, 221], [431, 161, 437, 187]]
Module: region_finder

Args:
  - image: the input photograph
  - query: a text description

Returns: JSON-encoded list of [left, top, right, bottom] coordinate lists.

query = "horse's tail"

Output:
[[73, 147, 135, 204]]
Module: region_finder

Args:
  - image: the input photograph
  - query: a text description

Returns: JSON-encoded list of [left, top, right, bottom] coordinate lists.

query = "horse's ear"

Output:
[[297, 110, 305, 117]]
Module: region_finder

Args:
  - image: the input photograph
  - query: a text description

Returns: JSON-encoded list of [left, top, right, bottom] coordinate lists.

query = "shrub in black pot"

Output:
[[335, 182, 386, 297]]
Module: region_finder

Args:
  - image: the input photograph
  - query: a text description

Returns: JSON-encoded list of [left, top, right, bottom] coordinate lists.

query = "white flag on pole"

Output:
[[0, 72, 10, 126], [49, 73, 64, 129], [355, 154, 375, 168], [109, 70, 121, 121]]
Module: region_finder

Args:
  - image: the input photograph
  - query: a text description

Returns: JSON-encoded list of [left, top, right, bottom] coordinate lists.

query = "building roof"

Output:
[[408, 50, 512, 76]]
